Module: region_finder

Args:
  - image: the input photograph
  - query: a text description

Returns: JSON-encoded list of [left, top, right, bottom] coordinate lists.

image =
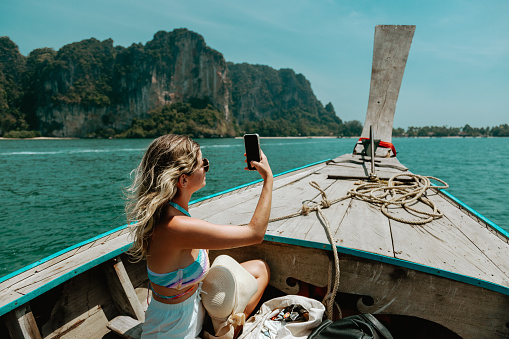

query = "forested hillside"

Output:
[[0, 29, 353, 138], [1, 30, 506, 138]]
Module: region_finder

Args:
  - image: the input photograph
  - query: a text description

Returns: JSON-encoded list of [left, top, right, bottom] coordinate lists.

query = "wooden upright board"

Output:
[[355, 25, 415, 156]]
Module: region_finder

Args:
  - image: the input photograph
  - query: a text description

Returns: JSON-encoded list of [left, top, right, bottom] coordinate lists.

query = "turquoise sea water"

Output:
[[1, 137, 508, 278]]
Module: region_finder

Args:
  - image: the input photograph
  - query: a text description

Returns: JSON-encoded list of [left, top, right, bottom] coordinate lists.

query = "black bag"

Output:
[[308, 314, 394, 339]]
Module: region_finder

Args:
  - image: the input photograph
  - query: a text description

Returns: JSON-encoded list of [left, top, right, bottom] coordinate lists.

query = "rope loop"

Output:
[[349, 173, 447, 225], [310, 181, 332, 209]]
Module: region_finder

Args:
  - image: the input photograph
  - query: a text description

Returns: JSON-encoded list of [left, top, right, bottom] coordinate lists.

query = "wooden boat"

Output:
[[1, 25, 508, 339]]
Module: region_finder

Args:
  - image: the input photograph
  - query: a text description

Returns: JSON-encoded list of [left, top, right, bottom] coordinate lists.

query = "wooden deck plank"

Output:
[[428, 191, 509, 283], [328, 158, 408, 172], [0, 290, 24, 312], [197, 193, 260, 226], [330, 153, 408, 166], [55, 305, 110, 339], [266, 172, 337, 237], [44, 305, 103, 339], [103, 256, 145, 322], [4, 303, 42, 339], [327, 161, 408, 180], [73, 240, 97, 255], [389, 201, 509, 287], [277, 162, 396, 256], [13, 233, 130, 295], [272, 163, 329, 189], [288, 179, 353, 243], [191, 162, 327, 216], [0, 228, 127, 293], [107, 316, 142, 339], [0, 249, 78, 292], [332, 197, 394, 257], [190, 192, 259, 223], [192, 163, 328, 226]]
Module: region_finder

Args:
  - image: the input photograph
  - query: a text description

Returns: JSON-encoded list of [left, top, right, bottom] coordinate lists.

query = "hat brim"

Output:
[[201, 255, 258, 335]]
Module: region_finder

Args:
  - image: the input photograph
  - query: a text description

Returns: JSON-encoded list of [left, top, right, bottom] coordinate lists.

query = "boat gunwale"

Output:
[[0, 242, 131, 318], [439, 189, 509, 240], [1, 157, 509, 319], [0, 224, 128, 285]]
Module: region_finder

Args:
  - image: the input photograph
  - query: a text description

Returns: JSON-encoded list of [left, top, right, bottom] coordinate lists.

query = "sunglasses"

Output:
[[187, 158, 209, 175], [202, 158, 209, 172]]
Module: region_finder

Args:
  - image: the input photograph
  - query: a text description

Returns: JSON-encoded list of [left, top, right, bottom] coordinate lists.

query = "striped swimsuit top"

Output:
[[147, 201, 209, 300], [147, 248, 209, 290]]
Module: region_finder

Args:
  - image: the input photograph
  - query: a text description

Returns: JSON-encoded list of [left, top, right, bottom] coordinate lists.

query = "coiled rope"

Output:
[[349, 173, 449, 225], [262, 172, 448, 320]]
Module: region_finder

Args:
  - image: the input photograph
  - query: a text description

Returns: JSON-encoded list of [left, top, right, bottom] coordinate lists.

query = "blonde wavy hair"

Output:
[[125, 134, 201, 262]]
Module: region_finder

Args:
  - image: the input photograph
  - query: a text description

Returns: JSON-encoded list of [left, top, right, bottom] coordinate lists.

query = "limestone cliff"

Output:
[[33, 29, 230, 137], [1, 28, 342, 137], [228, 62, 333, 122], [0, 37, 27, 134], [228, 62, 341, 136]]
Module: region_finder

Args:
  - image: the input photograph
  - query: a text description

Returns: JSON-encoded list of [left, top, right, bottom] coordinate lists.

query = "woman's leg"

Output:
[[240, 259, 270, 317]]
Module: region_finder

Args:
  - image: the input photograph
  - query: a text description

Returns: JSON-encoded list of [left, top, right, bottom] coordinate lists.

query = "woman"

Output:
[[126, 134, 272, 338]]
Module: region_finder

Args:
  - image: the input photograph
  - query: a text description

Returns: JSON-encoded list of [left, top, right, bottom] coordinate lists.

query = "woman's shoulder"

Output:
[[153, 216, 206, 249], [159, 214, 193, 232]]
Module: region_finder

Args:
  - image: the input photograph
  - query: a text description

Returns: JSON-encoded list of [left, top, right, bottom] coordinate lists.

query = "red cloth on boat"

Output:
[[358, 138, 397, 156]]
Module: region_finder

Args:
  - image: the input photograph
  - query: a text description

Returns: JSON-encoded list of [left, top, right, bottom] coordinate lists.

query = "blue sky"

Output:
[[1, 0, 508, 128]]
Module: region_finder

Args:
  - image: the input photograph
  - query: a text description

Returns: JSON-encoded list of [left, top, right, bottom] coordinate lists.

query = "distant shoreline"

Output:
[[1, 135, 506, 140], [0, 137, 78, 140], [234, 136, 355, 139]]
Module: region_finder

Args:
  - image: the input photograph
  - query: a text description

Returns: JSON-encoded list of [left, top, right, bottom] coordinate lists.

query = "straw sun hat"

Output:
[[201, 255, 258, 339]]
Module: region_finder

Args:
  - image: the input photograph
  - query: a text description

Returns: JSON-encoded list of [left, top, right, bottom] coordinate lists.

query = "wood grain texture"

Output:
[[333, 197, 393, 256], [355, 25, 415, 156], [44, 305, 102, 339], [4, 303, 42, 339], [0, 291, 24, 316], [103, 256, 145, 322], [190, 162, 328, 224], [389, 200, 509, 287], [107, 316, 142, 339], [336, 254, 509, 339], [120, 256, 150, 311], [293, 179, 352, 242], [12, 233, 129, 295], [55, 306, 110, 339], [327, 154, 409, 179], [209, 242, 330, 294], [39, 267, 115, 338], [428, 190, 509, 286]]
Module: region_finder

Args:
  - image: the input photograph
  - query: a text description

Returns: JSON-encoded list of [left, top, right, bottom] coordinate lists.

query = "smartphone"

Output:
[[244, 133, 261, 171]]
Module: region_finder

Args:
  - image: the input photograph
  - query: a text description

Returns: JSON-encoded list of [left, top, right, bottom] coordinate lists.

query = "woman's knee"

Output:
[[242, 259, 270, 282], [255, 259, 270, 282]]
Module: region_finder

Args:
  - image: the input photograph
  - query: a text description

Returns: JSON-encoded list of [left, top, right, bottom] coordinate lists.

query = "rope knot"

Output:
[[321, 199, 331, 208], [301, 204, 311, 216]]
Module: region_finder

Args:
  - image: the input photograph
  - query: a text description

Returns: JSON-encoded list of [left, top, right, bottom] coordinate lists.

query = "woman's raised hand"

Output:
[[245, 150, 273, 181]]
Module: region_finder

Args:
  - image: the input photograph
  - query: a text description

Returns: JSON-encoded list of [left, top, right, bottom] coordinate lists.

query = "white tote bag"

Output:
[[238, 295, 325, 339]]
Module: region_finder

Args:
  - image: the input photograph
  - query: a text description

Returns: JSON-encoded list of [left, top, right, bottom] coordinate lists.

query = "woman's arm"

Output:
[[158, 151, 273, 250], [245, 149, 273, 242]]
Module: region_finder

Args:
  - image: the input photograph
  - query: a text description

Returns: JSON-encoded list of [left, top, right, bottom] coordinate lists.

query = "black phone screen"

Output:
[[244, 134, 260, 170]]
